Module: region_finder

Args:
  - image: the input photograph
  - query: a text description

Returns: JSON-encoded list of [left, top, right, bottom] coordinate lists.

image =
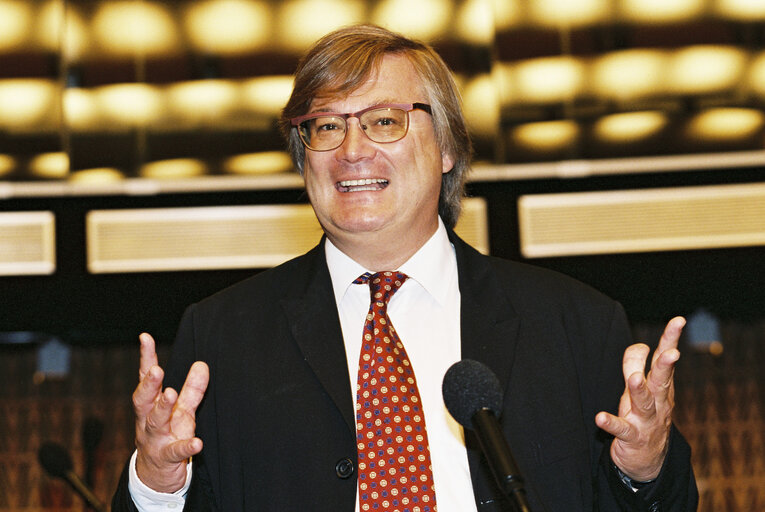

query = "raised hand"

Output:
[[133, 333, 209, 493], [595, 316, 686, 482]]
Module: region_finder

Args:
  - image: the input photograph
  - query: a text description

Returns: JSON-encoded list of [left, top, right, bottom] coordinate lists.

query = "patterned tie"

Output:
[[354, 271, 437, 512]]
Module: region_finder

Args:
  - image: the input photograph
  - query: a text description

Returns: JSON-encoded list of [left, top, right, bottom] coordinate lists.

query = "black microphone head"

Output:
[[442, 359, 503, 429], [38, 441, 73, 478]]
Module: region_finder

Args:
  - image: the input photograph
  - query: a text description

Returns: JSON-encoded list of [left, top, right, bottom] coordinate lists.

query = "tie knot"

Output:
[[355, 271, 408, 305]]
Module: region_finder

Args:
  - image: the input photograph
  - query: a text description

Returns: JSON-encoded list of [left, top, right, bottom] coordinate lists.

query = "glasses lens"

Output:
[[300, 115, 346, 151], [359, 108, 408, 143]]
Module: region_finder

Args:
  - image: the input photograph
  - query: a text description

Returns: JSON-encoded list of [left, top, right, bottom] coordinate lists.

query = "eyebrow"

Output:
[[308, 98, 400, 115]]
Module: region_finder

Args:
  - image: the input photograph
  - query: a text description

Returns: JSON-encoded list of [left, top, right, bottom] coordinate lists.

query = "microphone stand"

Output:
[[38, 442, 106, 512], [472, 409, 532, 512]]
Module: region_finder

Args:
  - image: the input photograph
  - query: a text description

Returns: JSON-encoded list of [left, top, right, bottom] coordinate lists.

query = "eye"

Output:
[[364, 109, 404, 129], [375, 116, 397, 126], [316, 120, 341, 132], [372, 114, 400, 127]]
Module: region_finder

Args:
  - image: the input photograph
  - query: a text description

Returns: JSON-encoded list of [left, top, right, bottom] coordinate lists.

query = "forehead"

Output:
[[310, 54, 427, 111]]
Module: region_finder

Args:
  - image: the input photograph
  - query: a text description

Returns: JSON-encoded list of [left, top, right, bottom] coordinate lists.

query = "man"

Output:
[[113, 25, 697, 511]]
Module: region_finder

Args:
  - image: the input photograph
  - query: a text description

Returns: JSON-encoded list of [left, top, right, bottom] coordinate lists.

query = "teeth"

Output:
[[339, 178, 387, 187]]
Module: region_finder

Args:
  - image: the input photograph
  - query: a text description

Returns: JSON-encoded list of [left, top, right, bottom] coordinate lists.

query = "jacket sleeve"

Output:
[[111, 304, 217, 512], [591, 303, 698, 511], [110, 456, 217, 512], [598, 424, 698, 512], [587, 302, 698, 511], [110, 460, 139, 512]]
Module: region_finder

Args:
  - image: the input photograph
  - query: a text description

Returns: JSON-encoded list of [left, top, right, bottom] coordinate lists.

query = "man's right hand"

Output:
[[133, 333, 209, 493]]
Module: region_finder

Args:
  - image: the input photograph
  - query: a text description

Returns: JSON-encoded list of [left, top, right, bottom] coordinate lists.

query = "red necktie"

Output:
[[354, 271, 437, 512]]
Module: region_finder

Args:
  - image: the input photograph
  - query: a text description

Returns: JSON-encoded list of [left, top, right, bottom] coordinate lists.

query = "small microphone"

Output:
[[443, 359, 531, 512], [38, 441, 107, 512]]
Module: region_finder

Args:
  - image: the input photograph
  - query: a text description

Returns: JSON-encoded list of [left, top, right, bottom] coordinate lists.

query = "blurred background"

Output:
[[0, 0, 764, 510]]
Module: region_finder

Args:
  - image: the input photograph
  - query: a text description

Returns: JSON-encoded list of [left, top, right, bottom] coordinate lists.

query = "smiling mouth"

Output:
[[336, 178, 389, 192]]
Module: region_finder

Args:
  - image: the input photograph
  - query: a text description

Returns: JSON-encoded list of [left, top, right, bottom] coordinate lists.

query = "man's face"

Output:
[[302, 54, 454, 258]]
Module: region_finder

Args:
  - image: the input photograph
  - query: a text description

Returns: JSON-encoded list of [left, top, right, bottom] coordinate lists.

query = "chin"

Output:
[[331, 213, 391, 235]]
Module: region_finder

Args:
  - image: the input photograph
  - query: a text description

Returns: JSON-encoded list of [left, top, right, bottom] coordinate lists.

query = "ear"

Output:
[[441, 151, 455, 174]]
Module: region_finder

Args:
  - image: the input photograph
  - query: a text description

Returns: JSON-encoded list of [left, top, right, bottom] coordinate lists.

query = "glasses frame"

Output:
[[290, 102, 432, 152]]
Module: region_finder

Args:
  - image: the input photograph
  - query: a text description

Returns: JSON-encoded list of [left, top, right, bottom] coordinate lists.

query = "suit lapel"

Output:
[[450, 232, 525, 509], [451, 233, 591, 511], [451, 232, 520, 393], [280, 241, 356, 434]]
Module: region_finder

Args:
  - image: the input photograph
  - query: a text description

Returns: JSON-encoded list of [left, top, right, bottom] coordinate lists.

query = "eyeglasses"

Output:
[[290, 103, 432, 152]]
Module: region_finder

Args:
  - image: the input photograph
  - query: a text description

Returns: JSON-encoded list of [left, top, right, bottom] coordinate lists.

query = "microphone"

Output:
[[442, 359, 531, 512], [38, 441, 107, 512]]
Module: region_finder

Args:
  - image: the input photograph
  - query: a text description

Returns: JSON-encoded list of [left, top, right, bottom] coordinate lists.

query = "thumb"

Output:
[[164, 437, 204, 463]]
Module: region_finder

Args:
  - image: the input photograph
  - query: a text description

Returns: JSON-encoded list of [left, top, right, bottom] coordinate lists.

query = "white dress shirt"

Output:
[[129, 218, 478, 512]]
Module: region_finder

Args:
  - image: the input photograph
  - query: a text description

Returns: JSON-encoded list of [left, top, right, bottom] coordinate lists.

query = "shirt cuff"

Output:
[[127, 450, 192, 511], [612, 461, 658, 493]]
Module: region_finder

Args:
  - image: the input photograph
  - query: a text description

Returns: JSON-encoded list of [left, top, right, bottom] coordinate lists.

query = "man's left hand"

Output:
[[595, 316, 686, 482]]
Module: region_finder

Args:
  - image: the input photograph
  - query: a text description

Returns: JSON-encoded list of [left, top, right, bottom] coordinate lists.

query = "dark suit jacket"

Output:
[[114, 232, 697, 511]]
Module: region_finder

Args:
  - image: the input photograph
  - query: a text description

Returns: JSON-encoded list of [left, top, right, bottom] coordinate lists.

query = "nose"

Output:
[[336, 117, 376, 162]]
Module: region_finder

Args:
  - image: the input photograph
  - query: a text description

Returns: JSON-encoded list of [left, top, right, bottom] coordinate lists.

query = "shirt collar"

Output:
[[324, 217, 457, 307]]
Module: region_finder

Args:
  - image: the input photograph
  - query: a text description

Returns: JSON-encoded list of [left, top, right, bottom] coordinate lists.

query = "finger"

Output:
[[595, 411, 637, 443], [133, 365, 165, 419], [647, 317, 684, 403], [139, 333, 159, 380], [648, 348, 680, 406], [144, 387, 179, 435], [627, 371, 656, 419], [176, 362, 210, 415], [622, 343, 650, 383], [651, 317, 685, 366]]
